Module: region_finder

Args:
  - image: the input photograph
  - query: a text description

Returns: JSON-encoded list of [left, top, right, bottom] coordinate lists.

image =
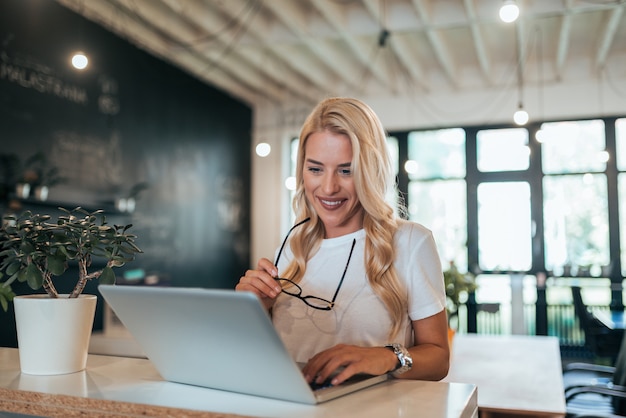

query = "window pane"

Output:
[[386, 136, 400, 213], [387, 136, 399, 176], [477, 182, 532, 271], [477, 128, 529, 172], [407, 128, 465, 179], [408, 179, 467, 270], [619, 173, 626, 275], [539, 120, 606, 174], [544, 174, 609, 276], [617, 119, 626, 171]]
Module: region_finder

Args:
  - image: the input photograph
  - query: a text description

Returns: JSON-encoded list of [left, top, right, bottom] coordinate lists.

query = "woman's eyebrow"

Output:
[[305, 158, 352, 167]]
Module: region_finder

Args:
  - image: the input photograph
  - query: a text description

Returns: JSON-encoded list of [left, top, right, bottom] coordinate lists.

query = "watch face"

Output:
[[386, 344, 412, 375]]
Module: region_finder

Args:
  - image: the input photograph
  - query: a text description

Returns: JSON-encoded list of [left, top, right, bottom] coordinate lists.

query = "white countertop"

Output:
[[0, 347, 478, 418], [444, 334, 566, 417]]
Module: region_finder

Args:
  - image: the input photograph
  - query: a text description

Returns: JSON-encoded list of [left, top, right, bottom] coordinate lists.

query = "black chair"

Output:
[[564, 305, 626, 417], [571, 286, 623, 362]]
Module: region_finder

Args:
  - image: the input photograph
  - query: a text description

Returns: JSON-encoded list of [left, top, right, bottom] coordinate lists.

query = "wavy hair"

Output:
[[282, 97, 407, 339]]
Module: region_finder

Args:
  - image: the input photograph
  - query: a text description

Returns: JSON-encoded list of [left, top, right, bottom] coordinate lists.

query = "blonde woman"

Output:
[[237, 97, 449, 386]]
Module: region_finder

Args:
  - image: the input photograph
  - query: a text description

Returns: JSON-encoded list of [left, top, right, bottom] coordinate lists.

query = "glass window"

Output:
[[288, 137, 299, 223], [387, 136, 399, 177], [543, 174, 609, 276], [386, 136, 400, 213], [617, 118, 626, 171], [407, 128, 467, 271], [407, 129, 465, 179], [477, 128, 529, 172], [619, 173, 626, 275], [408, 179, 467, 270], [539, 120, 606, 174], [477, 182, 532, 271]]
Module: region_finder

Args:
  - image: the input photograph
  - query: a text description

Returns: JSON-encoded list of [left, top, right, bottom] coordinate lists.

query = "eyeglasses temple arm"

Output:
[[329, 238, 356, 304], [274, 217, 311, 265]]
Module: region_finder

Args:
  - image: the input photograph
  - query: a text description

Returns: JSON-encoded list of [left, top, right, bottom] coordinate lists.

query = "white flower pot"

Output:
[[14, 294, 97, 375]]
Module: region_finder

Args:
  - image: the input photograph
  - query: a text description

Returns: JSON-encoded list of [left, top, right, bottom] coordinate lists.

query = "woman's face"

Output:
[[303, 130, 363, 238]]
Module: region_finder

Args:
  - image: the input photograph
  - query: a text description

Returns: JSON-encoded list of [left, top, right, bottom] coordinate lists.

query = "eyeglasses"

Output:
[[274, 218, 356, 311]]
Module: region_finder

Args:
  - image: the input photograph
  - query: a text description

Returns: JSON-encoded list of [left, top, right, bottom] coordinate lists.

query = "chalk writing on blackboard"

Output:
[[216, 175, 243, 232], [0, 52, 88, 105], [97, 74, 120, 115], [49, 130, 123, 190]]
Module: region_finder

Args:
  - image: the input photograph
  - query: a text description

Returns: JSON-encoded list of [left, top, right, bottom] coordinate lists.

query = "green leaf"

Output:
[[99, 266, 116, 285], [0, 285, 15, 312], [20, 241, 35, 254], [47, 255, 66, 276], [24, 263, 43, 290], [6, 261, 21, 276]]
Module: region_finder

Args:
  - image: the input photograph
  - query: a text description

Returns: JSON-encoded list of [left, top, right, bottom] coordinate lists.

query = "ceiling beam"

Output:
[[595, 5, 624, 70], [361, 0, 428, 93], [463, 0, 491, 83], [555, 0, 573, 81], [410, 0, 458, 88], [55, 0, 264, 105], [110, 0, 318, 104], [310, 0, 397, 93], [260, 0, 363, 93]]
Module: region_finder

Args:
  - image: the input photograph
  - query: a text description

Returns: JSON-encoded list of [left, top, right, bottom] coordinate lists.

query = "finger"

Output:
[[302, 345, 346, 383], [304, 346, 389, 385], [238, 269, 281, 298], [257, 258, 279, 277], [329, 363, 361, 385]]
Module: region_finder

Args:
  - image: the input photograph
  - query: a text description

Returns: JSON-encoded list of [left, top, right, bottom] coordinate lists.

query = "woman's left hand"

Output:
[[301, 344, 397, 386]]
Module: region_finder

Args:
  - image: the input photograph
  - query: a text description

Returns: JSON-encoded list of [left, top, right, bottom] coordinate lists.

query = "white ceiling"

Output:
[[55, 0, 626, 113]]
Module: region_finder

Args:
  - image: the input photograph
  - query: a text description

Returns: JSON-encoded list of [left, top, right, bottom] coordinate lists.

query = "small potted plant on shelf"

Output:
[[444, 261, 477, 339], [0, 207, 142, 375]]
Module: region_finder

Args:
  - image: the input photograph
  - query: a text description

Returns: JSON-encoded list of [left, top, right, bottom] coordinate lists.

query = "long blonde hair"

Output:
[[283, 97, 407, 339]]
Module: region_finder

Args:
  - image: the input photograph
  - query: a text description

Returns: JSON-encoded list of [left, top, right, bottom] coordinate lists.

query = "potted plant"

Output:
[[444, 262, 477, 339], [0, 207, 142, 375]]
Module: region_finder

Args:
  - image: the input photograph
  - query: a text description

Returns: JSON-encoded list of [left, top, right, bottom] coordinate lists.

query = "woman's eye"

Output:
[[307, 166, 322, 174], [339, 168, 352, 176]]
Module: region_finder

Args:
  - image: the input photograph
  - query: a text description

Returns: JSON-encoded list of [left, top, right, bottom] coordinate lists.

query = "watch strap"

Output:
[[384, 343, 413, 376]]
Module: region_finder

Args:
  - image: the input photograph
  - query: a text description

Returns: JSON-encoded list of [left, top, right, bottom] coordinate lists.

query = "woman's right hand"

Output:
[[235, 258, 282, 310]]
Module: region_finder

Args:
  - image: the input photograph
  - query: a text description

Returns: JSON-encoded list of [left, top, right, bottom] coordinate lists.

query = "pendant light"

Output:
[[513, 105, 529, 126], [513, 18, 528, 126], [499, 0, 520, 23]]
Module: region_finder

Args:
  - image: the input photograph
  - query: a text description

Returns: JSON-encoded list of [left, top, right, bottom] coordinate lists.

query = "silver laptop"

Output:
[[98, 285, 388, 404]]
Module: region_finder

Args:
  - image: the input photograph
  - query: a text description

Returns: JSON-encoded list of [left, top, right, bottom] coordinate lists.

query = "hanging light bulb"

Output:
[[513, 103, 529, 126], [71, 52, 88, 70], [255, 142, 271, 157], [499, 0, 520, 23], [535, 129, 546, 143]]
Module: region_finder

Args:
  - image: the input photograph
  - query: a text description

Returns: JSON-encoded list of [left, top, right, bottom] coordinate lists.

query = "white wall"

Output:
[[249, 68, 626, 267]]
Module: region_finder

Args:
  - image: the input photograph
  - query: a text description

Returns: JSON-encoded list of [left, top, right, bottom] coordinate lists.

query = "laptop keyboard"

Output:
[[309, 378, 334, 391]]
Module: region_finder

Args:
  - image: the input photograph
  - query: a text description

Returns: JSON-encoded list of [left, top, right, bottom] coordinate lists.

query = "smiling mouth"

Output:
[[320, 198, 344, 207]]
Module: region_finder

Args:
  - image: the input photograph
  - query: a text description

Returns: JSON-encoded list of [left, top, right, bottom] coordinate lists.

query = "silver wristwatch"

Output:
[[385, 343, 413, 376]]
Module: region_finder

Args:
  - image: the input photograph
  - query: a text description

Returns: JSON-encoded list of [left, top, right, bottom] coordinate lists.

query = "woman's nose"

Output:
[[321, 173, 340, 194]]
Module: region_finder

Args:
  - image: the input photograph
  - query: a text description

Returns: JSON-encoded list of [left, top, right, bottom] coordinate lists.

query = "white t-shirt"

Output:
[[272, 219, 445, 363]]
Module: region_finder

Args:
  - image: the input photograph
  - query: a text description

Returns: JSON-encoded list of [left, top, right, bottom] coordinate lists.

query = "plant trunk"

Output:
[[70, 260, 89, 298], [42, 272, 58, 298]]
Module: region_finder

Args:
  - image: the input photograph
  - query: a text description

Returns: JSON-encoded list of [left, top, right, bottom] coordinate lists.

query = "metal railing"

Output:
[[458, 302, 594, 348]]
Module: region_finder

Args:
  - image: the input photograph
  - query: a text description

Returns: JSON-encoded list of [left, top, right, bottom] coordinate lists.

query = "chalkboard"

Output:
[[0, 0, 252, 345]]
